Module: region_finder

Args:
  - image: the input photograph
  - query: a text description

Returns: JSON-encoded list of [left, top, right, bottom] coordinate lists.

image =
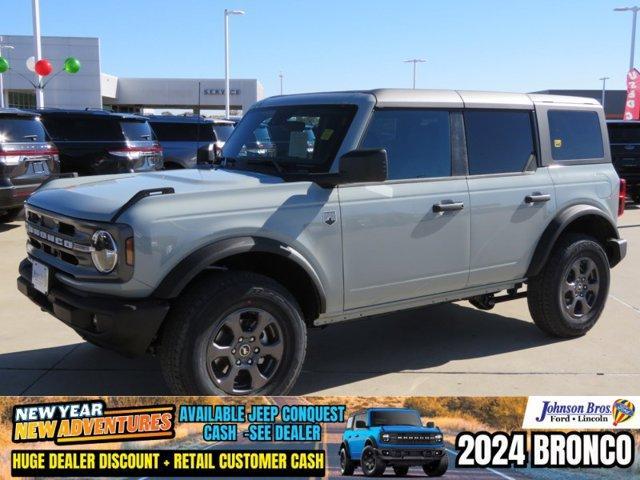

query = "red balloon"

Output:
[[34, 59, 53, 76]]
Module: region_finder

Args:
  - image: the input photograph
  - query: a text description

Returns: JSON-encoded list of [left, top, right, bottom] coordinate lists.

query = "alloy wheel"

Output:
[[561, 256, 600, 319]]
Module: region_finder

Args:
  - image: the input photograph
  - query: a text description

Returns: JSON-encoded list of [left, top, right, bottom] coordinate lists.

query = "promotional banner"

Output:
[[623, 68, 640, 120], [2, 396, 638, 478]]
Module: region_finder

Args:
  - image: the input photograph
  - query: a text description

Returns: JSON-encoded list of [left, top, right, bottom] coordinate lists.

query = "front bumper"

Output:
[[18, 258, 169, 356], [0, 185, 37, 210], [375, 446, 445, 465]]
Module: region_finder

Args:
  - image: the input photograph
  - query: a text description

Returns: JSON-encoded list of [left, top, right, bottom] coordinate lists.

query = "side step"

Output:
[[469, 284, 527, 310]]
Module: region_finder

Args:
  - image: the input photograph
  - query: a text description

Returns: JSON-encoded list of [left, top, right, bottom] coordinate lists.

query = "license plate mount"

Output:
[[31, 260, 49, 295]]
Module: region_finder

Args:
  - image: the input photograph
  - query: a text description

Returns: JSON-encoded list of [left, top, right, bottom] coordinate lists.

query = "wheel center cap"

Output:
[[239, 344, 251, 357]]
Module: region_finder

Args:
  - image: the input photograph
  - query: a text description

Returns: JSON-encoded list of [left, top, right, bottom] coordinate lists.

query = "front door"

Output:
[[340, 108, 470, 310]]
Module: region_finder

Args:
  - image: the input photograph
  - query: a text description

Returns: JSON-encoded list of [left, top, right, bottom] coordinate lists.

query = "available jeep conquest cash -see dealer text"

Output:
[[17, 89, 627, 396]]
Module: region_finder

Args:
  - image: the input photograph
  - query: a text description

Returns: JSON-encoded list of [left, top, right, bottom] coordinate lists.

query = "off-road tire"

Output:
[[159, 271, 307, 395], [339, 445, 356, 476], [0, 207, 22, 223], [393, 465, 410, 476], [423, 454, 448, 477], [528, 234, 610, 338], [361, 445, 386, 477]]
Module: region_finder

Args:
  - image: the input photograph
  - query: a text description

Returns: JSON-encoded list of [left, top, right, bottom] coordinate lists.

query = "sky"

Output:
[[0, 0, 637, 98]]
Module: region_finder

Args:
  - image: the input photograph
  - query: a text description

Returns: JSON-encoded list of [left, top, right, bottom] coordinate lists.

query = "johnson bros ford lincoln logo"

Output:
[[522, 396, 637, 429], [12, 400, 175, 445]]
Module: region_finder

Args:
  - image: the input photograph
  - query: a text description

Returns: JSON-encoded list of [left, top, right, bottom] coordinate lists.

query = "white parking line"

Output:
[[445, 448, 517, 480]]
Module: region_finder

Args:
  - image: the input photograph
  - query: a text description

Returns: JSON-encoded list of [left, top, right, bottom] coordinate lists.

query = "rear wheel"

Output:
[[0, 207, 22, 223], [361, 446, 385, 477], [423, 454, 448, 477], [528, 234, 609, 337], [159, 271, 307, 395], [392, 465, 409, 476], [339, 446, 355, 476]]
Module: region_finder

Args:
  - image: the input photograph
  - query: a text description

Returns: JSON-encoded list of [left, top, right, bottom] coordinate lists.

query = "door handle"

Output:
[[433, 201, 464, 213], [525, 193, 551, 204]]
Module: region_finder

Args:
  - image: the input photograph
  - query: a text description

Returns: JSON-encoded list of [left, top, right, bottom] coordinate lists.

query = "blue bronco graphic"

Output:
[[339, 407, 448, 477]]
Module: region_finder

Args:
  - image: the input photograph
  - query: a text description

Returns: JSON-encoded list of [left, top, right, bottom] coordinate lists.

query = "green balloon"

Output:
[[0, 57, 9, 74], [63, 57, 81, 74]]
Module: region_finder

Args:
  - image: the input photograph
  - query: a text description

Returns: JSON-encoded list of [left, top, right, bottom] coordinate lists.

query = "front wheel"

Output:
[[528, 234, 610, 338], [361, 446, 385, 477], [339, 446, 355, 476], [423, 454, 448, 477], [159, 271, 307, 395], [392, 465, 409, 476]]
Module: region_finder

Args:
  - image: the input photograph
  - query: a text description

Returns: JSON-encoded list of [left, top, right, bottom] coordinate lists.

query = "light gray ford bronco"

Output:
[[18, 89, 627, 395]]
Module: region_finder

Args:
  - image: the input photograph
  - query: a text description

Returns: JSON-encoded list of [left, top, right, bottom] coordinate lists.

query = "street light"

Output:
[[224, 8, 244, 119], [615, 6, 640, 70], [0, 38, 15, 109], [279, 72, 283, 95], [404, 58, 426, 89], [32, 0, 44, 107], [599, 76, 610, 111]]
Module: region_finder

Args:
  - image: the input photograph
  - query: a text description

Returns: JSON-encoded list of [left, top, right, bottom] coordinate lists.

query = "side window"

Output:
[[354, 413, 367, 429], [360, 109, 451, 180], [465, 110, 536, 175], [548, 110, 604, 161], [346, 417, 354, 430]]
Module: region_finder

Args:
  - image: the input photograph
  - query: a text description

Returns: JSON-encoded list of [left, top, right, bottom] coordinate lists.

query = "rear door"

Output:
[[464, 108, 556, 286], [340, 108, 470, 310]]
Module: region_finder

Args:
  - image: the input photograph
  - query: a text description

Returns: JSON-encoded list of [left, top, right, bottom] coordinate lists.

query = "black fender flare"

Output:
[[526, 204, 620, 278], [153, 236, 327, 313], [339, 441, 352, 459]]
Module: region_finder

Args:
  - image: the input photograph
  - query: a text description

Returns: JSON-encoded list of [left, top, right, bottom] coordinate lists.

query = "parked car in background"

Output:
[[146, 116, 234, 169], [38, 109, 163, 176], [0, 108, 59, 222], [607, 120, 640, 203]]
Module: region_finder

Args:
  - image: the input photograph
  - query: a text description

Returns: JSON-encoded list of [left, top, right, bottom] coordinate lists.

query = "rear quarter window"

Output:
[[548, 110, 604, 161], [121, 120, 154, 141], [0, 117, 47, 142]]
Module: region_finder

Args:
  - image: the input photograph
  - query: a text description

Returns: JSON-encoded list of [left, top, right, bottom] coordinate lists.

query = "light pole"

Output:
[[404, 58, 426, 89], [0, 38, 15, 109], [599, 76, 610, 110], [279, 72, 283, 95], [32, 0, 44, 107], [615, 6, 640, 70], [224, 8, 244, 119]]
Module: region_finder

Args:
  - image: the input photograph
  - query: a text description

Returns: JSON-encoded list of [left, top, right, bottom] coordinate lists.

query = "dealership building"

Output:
[[0, 35, 264, 113]]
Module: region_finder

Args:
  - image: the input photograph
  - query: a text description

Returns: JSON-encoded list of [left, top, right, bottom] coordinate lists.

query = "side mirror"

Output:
[[355, 420, 367, 429], [426, 421, 435, 428], [338, 148, 388, 184]]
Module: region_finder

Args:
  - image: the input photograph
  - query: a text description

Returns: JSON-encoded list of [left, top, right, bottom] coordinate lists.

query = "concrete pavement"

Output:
[[1, 207, 639, 396]]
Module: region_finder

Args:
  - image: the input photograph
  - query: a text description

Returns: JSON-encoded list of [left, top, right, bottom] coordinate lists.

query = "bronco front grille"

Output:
[[385, 433, 441, 445], [25, 209, 95, 269]]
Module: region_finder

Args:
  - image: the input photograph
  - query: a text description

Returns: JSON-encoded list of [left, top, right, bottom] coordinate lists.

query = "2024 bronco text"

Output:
[[18, 89, 627, 395]]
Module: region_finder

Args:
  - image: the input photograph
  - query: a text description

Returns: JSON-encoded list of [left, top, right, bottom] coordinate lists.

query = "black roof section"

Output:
[[0, 107, 40, 118], [33, 108, 148, 121]]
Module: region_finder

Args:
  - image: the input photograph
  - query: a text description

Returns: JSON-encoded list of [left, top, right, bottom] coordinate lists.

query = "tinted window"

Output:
[[151, 122, 201, 141], [465, 110, 535, 175], [548, 110, 604, 160], [121, 120, 153, 141], [212, 124, 234, 141], [41, 116, 123, 141], [361, 109, 451, 180], [355, 414, 367, 428], [608, 123, 640, 143], [0, 117, 47, 142], [370, 410, 422, 427]]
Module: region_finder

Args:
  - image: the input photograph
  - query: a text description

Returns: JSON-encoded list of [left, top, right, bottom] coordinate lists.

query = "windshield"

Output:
[[222, 104, 357, 174], [370, 411, 422, 427], [213, 124, 235, 141], [608, 123, 640, 143]]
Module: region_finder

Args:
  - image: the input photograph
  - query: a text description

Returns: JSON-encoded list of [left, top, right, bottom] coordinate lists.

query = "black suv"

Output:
[[147, 115, 234, 169], [0, 109, 59, 222], [607, 120, 640, 203], [38, 109, 163, 176]]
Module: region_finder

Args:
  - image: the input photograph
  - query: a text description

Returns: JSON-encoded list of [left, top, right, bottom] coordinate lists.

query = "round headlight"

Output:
[[381, 433, 390, 442], [91, 230, 118, 273]]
